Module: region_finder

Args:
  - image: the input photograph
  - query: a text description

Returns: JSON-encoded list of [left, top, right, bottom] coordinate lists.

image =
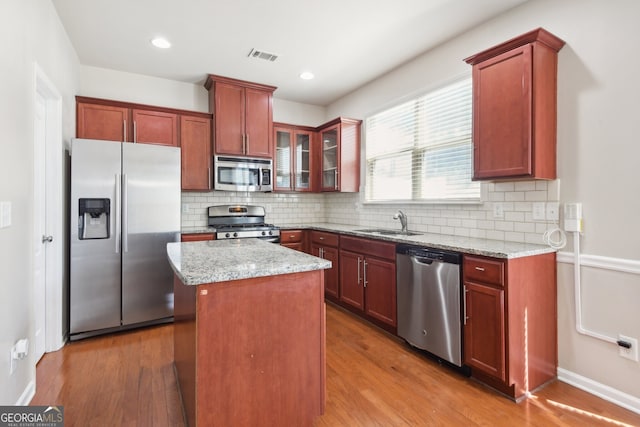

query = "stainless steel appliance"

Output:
[[213, 155, 273, 192], [207, 205, 280, 242], [396, 244, 463, 366], [70, 138, 180, 340]]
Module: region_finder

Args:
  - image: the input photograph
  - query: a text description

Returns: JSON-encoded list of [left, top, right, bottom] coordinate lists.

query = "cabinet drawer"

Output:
[[310, 231, 339, 247], [340, 235, 396, 261], [181, 233, 215, 242], [464, 255, 504, 287], [280, 230, 303, 244]]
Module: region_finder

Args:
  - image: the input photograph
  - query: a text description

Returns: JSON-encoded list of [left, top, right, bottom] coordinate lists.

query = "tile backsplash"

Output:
[[182, 180, 559, 245]]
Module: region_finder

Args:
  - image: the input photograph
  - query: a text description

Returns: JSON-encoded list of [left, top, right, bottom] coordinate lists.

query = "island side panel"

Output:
[[173, 274, 197, 427], [195, 270, 325, 427]]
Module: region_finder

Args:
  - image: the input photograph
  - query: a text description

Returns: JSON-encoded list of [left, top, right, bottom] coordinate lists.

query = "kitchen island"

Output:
[[167, 239, 331, 427]]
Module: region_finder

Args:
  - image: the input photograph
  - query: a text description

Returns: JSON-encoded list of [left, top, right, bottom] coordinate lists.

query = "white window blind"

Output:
[[365, 76, 480, 202]]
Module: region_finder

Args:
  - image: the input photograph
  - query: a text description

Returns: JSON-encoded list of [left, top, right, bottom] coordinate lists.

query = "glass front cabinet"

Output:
[[274, 124, 314, 192], [318, 117, 361, 192]]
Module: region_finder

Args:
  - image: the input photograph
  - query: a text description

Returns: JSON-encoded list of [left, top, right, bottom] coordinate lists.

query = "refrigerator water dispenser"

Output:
[[79, 198, 110, 239]]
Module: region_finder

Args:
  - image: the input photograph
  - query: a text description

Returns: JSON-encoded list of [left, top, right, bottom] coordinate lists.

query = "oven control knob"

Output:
[[261, 231, 266, 236], [233, 232, 238, 238], [268, 231, 273, 235]]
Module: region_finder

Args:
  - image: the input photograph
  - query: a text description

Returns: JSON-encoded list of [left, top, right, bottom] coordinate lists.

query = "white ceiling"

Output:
[[52, 0, 528, 106]]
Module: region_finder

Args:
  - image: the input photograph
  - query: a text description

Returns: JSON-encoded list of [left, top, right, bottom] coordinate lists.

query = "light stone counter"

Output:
[[167, 238, 332, 285], [275, 223, 556, 259]]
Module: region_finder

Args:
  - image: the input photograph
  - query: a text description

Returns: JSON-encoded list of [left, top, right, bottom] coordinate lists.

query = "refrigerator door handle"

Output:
[[122, 173, 129, 253], [115, 173, 121, 253]]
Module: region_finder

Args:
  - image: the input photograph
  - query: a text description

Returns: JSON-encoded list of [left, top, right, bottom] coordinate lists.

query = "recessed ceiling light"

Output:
[[299, 71, 314, 80], [151, 37, 171, 49]]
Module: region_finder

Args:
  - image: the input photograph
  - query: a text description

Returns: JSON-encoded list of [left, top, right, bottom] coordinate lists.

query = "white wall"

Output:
[[0, 0, 79, 404], [79, 65, 327, 126], [326, 0, 640, 410]]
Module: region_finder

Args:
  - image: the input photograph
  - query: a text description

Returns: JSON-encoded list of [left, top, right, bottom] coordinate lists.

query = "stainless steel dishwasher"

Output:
[[396, 244, 463, 366]]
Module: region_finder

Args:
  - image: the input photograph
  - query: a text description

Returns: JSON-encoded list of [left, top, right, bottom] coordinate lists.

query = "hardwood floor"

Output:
[[32, 304, 640, 426]]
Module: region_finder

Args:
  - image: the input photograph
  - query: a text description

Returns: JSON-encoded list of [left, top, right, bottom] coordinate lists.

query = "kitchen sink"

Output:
[[354, 228, 423, 236]]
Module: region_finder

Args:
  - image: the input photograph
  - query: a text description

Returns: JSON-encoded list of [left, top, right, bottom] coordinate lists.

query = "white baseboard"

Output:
[[15, 380, 35, 406], [558, 368, 640, 415]]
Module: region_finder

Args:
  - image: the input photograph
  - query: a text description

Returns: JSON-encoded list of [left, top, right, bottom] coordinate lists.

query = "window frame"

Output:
[[363, 73, 482, 205]]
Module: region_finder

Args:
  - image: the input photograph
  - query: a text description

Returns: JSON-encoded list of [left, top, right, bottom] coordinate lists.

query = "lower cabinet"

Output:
[[339, 236, 396, 330], [181, 233, 215, 242], [463, 253, 557, 400], [309, 231, 340, 301], [280, 229, 306, 252]]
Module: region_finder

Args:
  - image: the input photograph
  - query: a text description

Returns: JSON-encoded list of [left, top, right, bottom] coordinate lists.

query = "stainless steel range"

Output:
[[208, 205, 280, 242]]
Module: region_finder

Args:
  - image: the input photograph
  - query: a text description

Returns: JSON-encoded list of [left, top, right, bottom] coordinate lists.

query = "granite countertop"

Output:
[[180, 223, 556, 259], [167, 239, 332, 285]]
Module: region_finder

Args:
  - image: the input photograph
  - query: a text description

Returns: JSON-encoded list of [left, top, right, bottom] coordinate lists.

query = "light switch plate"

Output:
[[532, 202, 546, 221], [493, 203, 504, 219], [0, 201, 11, 228]]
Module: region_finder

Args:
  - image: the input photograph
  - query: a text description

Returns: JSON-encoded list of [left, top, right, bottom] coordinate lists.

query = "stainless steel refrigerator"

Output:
[[70, 138, 180, 340]]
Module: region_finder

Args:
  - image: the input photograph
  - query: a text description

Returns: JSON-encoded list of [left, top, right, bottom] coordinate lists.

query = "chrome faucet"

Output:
[[393, 210, 408, 233]]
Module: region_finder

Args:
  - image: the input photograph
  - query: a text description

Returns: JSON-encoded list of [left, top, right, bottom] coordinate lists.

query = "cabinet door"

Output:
[[339, 249, 365, 311], [311, 244, 339, 299], [181, 233, 215, 242], [473, 45, 532, 179], [244, 88, 272, 157], [181, 115, 212, 191], [294, 130, 313, 191], [132, 109, 178, 146], [363, 257, 396, 327], [214, 82, 245, 155], [464, 282, 506, 381], [77, 102, 128, 142], [274, 127, 293, 190], [322, 246, 340, 300], [320, 125, 339, 191]]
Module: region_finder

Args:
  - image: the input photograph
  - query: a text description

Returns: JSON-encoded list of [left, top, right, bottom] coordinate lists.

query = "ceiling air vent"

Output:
[[248, 48, 278, 62]]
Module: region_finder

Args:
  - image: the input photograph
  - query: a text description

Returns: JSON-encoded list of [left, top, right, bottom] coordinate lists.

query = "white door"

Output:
[[33, 92, 47, 362]]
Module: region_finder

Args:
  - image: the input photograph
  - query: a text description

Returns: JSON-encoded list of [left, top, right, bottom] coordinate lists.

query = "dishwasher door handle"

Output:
[[411, 256, 435, 265]]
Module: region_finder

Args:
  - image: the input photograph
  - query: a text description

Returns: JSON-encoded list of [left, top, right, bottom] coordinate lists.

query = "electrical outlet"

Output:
[[493, 203, 504, 219], [182, 204, 189, 214], [618, 335, 639, 362], [546, 202, 559, 221], [532, 202, 546, 220]]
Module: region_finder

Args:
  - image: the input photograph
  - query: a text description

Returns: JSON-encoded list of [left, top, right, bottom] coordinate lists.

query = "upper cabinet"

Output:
[[464, 28, 565, 180], [76, 97, 213, 191], [318, 117, 361, 192], [205, 75, 276, 158], [273, 124, 315, 192], [181, 115, 212, 191], [77, 97, 178, 146]]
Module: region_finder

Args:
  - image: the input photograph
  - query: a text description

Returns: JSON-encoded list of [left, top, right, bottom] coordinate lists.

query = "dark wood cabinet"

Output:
[[463, 252, 557, 400], [339, 236, 396, 330], [181, 233, 215, 242], [280, 229, 306, 252], [131, 109, 178, 146], [317, 118, 361, 192], [274, 124, 315, 192], [181, 115, 212, 191], [77, 98, 178, 146], [464, 28, 565, 180], [76, 97, 213, 191], [205, 75, 276, 158], [310, 231, 340, 301], [464, 281, 506, 381], [77, 101, 128, 142]]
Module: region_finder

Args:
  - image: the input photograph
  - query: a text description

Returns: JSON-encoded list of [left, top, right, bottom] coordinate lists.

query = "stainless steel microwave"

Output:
[[213, 155, 273, 192]]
